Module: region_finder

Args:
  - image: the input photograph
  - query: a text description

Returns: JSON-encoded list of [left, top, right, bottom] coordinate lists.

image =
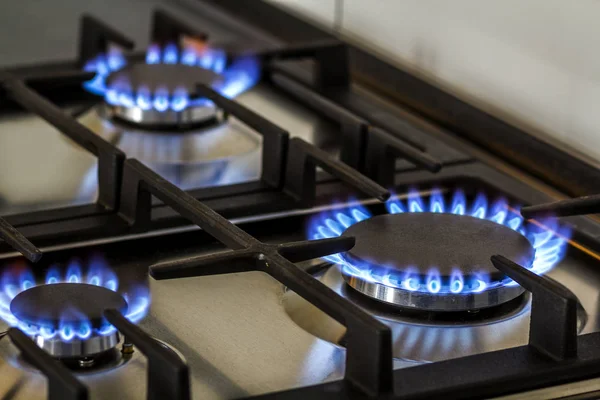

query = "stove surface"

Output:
[[0, 190, 599, 399], [0, 81, 342, 216], [0, 0, 274, 216], [2, 1, 600, 399]]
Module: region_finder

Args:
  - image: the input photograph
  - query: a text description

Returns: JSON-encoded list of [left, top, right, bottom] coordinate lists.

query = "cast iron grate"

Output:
[[0, 217, 41, 262], [1, 9, 433, 247], [244, 253, 588, 400], [522, 194, 600, 219], [269, 72, 441, 187], [116, 158, 395, 396]]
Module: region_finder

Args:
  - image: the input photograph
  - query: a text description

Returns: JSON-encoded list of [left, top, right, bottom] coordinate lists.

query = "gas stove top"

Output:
[[2, 1, 600, 400]]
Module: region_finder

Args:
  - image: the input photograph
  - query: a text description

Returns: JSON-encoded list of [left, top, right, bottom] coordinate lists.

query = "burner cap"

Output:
[[11, 283, 127, 328], [340, 213, 535, 311], [103, 63, 223, 128], [106, 63, 222, 95], [10, 283, 126, 358]]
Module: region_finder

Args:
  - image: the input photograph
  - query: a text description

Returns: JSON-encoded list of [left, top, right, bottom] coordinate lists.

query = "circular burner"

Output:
[[103, 63, 223, 128], [282, 266, 587, 363], [340, 213, 535, 311], [31, 333, 121, 360], [10, 283, 127, 358], [11, 283, 127, 327]]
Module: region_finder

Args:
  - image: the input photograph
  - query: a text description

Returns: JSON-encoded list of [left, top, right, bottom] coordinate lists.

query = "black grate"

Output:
[[0, 217, 42, 262], [364, 126, 441, 187], [113, 158, 392, 396], [269, 72, 441, 186], [78, 15, 135, 68], [8, 329, 88, 400], [104, 309, 191, 400], [491, 255, 578, 360], [151, 9, 208, 46], [4, 3, 600, 399], [246, 254, 593, 400], [522, 194, 600, 219], [0, 72, 125, 211], [259, 40, 350, 90], [282, 137, 389, 206], [270, 72, 369, 169], [8, 309, 182, 400], [195, 84, 288, 189], [0, 10, 408, 246], [0, 70, 124, 259]]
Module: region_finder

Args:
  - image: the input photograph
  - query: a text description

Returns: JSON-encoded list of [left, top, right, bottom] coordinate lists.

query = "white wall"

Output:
[[265, 0, 337, 29], [266, 0, 600, 162]]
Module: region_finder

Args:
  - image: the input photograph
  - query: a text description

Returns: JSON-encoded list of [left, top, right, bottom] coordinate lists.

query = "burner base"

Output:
[[282, 266, 588, 363], [10, 283, 127, 358], [32, 332, 120, 358], [339, 212, 535, 311], [103, 62, 223, 128], [102, 102, 218, 129], [342, 270, 526, 312]]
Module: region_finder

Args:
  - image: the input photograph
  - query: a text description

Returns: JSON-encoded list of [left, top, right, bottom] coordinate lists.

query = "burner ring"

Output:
[[10, 283, 127, 358], [340, 213, 535, 311], [341, 271, 525, 312], [103, 63, 222, 128], [32, 332, 120, 359], [100, 102, 218, 129]]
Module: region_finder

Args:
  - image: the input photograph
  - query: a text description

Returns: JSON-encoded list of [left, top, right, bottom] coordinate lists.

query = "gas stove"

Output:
[[2, 1, 600, 399]]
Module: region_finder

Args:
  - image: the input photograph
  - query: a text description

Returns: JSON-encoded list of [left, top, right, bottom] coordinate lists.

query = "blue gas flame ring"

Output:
[[83, 44, 260, 111], [0, 256, 149, 341], [307, 189, 571, 296]]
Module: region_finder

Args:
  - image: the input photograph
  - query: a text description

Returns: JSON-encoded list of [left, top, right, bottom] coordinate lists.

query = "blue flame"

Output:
[[215, 56, 261, 99], [308, 189, 571, 295], [0, 256, 150, 341], [146, 44, 161, 64], [83, 44, 260, 112], [171, 87, 189, 112], [181, 47, 197, 66], [163, 43, 179, 64], [153, 86, 170, 112]]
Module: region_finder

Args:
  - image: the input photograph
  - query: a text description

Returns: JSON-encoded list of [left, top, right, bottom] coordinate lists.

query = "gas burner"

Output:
[[283, 265, 587, 363], [83, 43, 260, 128], [341, 212, 533, 311], [102, 62, 222, 127], [10, 283, 126, 358], [0, 257, 149, 360], [308, 189, 571, 312]]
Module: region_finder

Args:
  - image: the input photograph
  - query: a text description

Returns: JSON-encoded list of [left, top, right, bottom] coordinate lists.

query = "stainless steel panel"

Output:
[[0, 202, 598, 399], [0, 81, 341, 216], [263, 0, 339, 30], [0, 271, 350, 399], [0, 0, 341, 217]]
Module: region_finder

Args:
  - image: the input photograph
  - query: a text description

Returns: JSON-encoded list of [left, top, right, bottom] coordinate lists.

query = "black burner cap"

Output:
[[342, 213, 535, 280], [10, 283, 127, 329], [106, 62, 222, 94]]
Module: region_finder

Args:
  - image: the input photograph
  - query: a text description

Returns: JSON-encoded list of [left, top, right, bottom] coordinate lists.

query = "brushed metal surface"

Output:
[[286, 266, 534, 363], [0, 271, 373, 399], [285, 255, 595, 364], [77, 106, 261, 193], [0, 219, 598, 398], [0, 80, 341, 216], [3, 0, 600, 398], [84, 107, 257, 165], [0, 255, 594, 399]]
